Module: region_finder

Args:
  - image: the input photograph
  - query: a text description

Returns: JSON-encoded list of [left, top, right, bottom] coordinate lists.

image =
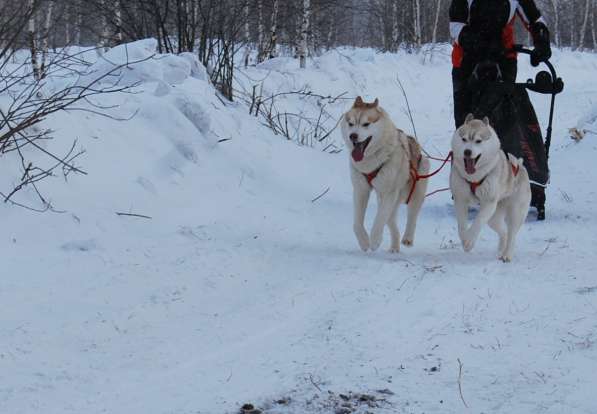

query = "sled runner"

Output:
[[468, 45, 564, 220]]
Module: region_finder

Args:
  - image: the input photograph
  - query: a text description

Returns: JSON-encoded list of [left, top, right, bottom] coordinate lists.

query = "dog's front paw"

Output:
[[388, 245, 400, 254], [357, 237, 370, 252], [401, 236, 414, 247], [497, 238, 507, 256], [369, 230, 383, 251], [461, 235, 475, 252], [461, 228, 478, 252], [499, 254, 512, 263], [354, 226, 370, 252]]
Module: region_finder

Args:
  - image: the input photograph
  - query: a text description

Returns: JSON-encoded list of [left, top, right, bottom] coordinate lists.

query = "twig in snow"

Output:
[[559, 189, 572, 203], [214, 92, 228, 107], [457, 358, 469, 408], [397, 276, 412, 291], [115, 212, 152, 219], [311, 187, 330, 203], [540, 237, 557, 257], [308, 373, 323, 392], [395, 74, 430, 158]]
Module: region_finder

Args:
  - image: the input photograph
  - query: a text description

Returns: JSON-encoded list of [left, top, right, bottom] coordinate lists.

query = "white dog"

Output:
[[341, 97, 430, 252], [450, 114, 532, 262]]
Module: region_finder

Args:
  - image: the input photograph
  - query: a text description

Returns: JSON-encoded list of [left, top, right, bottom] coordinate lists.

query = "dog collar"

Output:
[[363, 166, 383, 186], [468, 162, 519, 195], [467, 177, 486, 195]]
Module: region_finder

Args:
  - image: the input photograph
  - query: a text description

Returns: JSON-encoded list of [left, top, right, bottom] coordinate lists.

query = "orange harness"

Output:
[[467, 163, 520, 196], [363, 151, 454, 204], [467, 177, 486, 196], [364, 167, 382, 186]]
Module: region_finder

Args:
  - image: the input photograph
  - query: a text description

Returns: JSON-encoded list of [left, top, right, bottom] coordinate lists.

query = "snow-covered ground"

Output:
[[2, 40, 597, 414]]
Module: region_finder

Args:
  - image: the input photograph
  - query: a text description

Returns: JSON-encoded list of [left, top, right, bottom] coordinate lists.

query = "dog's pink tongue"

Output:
[[464, 157, 476, 175], [352, 144, 365, 162]]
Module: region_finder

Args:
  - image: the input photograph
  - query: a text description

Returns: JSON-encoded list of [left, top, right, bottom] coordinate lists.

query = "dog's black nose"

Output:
[[349, 133, 358, 143], [464, 149, 472, 157]]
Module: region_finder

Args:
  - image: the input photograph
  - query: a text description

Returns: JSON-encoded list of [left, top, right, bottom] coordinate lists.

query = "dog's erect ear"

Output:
[[354, 96, 380, 110], [465, 113, 475, 124], [482, 116, 490, 126]]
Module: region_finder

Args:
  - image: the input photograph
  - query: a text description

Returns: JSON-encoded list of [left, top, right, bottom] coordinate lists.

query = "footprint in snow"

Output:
[[137, 176, 157, 195], [61, 239, 99, 252]]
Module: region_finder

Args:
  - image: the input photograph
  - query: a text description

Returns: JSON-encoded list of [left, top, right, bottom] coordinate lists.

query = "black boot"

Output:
[[531, 184, 546, 221], [537, 205, 545, 221]]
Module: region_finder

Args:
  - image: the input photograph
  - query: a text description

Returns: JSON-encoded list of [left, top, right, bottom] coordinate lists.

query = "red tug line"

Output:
[[407, 151, 453, 203]]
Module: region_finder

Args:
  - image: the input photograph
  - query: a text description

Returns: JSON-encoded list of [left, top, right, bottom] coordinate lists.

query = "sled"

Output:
[[468, 45, 564, 220]]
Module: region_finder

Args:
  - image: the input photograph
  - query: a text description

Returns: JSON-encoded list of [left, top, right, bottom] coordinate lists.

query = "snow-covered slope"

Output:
[[2, 40, 597, 414]]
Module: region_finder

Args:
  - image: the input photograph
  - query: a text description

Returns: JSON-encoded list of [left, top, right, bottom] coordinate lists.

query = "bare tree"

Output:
[[299, 0, 310, 68], [413, 0, 422, 47], [40, 0, 54, 75], [243, 2, 251, 66], [28, 0, 41, 80], [432, 0, 443, 44], [591, 0, 597, 51], [580, 0, 591, 50], [548, 0, 561, 47], [267, 0, 279, 58], [257, 0, 265, 62]]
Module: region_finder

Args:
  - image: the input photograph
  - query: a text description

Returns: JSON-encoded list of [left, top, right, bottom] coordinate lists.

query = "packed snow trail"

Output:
[[1, 41, 596, 413]]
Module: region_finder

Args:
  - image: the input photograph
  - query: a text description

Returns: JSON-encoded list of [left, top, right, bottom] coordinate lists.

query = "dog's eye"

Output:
[[462, 138, 466, 142], [363, 122, 370, 127], [348, 122, 354, 127], [475, 139, 482, 144]]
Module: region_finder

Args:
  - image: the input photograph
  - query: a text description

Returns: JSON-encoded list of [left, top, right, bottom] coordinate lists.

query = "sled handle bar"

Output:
[[511, 44, 564, 96], [512, 44, 559, 87], [512, 44, 563, 163]]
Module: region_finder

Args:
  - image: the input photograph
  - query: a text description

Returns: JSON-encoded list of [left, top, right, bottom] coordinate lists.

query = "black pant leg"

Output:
[[452, 67, 473, 128], [499, 59, 518, 83]]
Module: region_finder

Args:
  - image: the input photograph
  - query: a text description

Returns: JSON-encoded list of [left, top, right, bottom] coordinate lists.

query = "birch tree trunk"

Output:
[[299, 0, 310, 69], [98, 0, 110, 55], [579, 0, 591, 50], [380, 15, 387, 50], [65, 3, 71, 45], [570, 12, 575, 50], [327, 13, 335, 49], [40, 0, 54, 77], [432, 0, 442, 44], [74, 3, 81, 46], [413, 0, 422, 47], [392, 0, 399, 51], [243, 2, 251, 67], [267, 0, 279, 58], [115, 0, 123, 44], [28, 0, 40, 80], [591, 0, 597, 51], [257, 0, 264, 62], [550, 0, 560, 47]]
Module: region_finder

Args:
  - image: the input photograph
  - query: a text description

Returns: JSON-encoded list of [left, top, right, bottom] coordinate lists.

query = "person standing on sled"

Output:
[[449, 0, 552, 128]]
